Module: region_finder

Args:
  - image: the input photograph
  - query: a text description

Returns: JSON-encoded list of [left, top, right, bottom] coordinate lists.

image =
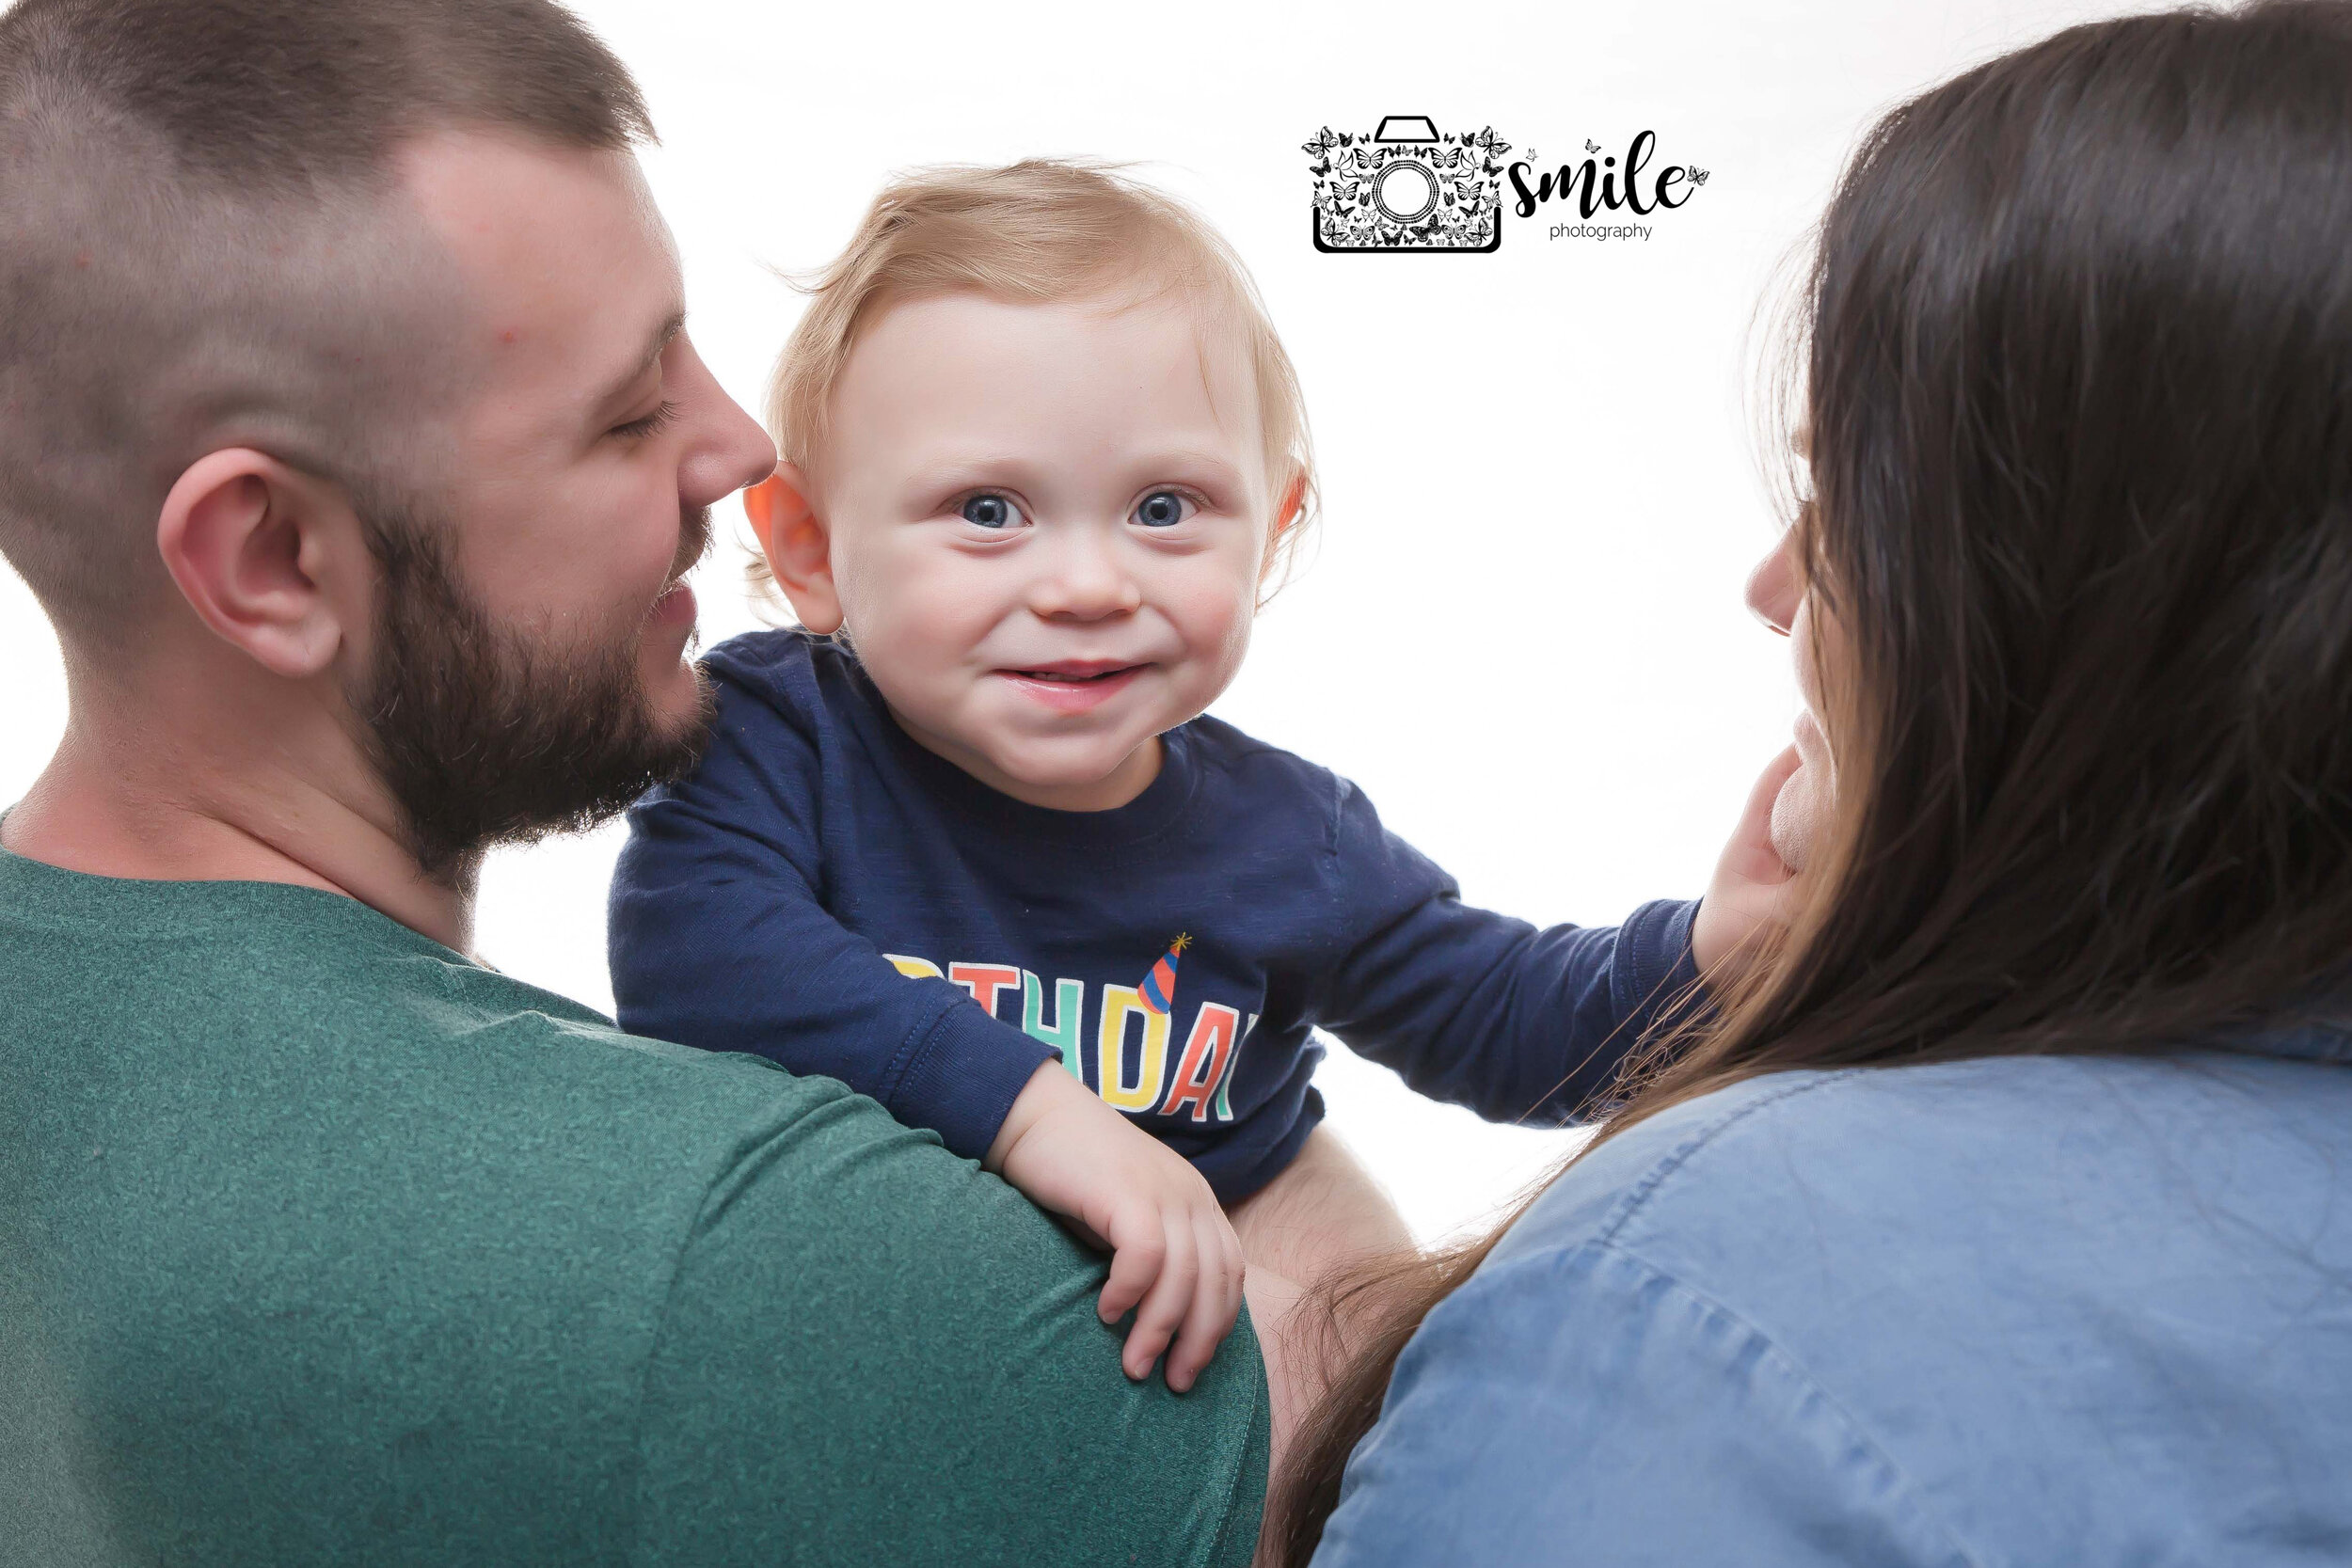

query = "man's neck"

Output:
[[2, 707, 478, 954]]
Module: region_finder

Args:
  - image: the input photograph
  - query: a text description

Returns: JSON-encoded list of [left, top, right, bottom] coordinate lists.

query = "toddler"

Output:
[[610, 161, 1765, 1393]]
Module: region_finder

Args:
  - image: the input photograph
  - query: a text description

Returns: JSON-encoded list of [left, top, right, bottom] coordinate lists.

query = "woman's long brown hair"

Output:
[[1274, 3, 2352, 1558]]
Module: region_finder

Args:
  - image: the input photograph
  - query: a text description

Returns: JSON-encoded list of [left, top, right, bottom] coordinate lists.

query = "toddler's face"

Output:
[[791, 291, 1282, 810]]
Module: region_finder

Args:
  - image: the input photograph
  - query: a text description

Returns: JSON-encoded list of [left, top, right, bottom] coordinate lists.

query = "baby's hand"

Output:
[[985, 1061, 1245, 1391], [1691, 745, 1806, 988]]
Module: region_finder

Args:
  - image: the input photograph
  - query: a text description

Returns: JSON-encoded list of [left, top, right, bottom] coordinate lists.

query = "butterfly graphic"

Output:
[[1306, 120, 1514, 251], [1584, 138, 1601, 153], [1690, 166, 1711, 185]]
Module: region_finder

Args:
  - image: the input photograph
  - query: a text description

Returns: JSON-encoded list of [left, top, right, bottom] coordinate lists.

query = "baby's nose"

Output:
[[1028, 532, 1143, 621]]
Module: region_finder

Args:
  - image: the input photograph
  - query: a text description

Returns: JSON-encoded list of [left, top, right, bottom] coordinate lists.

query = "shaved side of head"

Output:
[[0, 0, 655, 649]]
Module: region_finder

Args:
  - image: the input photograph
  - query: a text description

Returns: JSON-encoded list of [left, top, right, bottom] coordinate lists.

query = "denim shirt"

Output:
[[1313, 1027, 2352, 1565]]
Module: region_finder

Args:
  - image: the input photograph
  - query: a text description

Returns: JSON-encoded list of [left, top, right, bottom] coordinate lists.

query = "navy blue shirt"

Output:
[[609, 630, 1698, 1202]]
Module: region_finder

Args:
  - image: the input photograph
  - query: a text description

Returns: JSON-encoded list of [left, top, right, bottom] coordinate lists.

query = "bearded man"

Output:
[[0, 2, 1289, 1561]]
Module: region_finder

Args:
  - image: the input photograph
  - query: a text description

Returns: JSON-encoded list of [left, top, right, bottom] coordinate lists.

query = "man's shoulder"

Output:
[[5, 869, 1274, 1563], [368, 943, 866, 1136], [16, 879, 873, 1198], [0, 861, 921, 1280], [297, 918, 928, 1205]]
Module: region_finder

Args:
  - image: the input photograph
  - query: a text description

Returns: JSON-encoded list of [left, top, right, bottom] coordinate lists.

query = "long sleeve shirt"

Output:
[[609, 629, 1698, 1202]]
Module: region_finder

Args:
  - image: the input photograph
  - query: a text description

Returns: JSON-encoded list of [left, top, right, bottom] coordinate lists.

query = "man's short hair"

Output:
[[0, 0, 655, 642]]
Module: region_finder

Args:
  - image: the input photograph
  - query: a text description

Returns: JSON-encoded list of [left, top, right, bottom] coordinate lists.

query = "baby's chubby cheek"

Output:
[[821, 612, 972, 746], [1160, 576, 1260, 700], [1175, 619, 1254, 716]]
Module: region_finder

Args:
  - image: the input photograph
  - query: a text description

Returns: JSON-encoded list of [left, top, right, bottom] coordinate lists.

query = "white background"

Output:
[[0, 0, 2148, 1243]]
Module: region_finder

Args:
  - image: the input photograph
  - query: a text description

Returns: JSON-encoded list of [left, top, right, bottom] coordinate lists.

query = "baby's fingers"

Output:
[[1720, 745, 1804, 889], [1163, 1209, 1246, 1393], [1095, 1213, 1167, 1328], [1120, 1209, 1199, 1382]]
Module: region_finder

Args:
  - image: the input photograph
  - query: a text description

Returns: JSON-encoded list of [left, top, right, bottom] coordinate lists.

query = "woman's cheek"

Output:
[[1769, 759, 1825, 873], [1772, 713, 1835, 874]]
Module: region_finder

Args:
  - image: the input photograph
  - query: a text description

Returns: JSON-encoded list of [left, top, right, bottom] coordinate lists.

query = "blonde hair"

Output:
[[752, 158, 1319, 604]]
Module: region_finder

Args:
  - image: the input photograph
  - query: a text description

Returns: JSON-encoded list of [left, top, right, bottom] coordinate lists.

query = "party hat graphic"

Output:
[[1138, 933, 1190, 1016]]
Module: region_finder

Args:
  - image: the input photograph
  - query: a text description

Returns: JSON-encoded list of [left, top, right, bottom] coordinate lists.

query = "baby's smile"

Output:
[[776, 290, 1287, 813], [995, 662, 1152, 715]]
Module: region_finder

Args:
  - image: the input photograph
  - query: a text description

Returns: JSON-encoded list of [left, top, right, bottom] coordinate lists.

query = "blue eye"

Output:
[[1135, 490, 1193, 528], [961, 493, 1022, 529]]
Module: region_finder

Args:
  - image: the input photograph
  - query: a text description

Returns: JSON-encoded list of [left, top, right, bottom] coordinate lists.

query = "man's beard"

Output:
[[350, 506, 716, 883]]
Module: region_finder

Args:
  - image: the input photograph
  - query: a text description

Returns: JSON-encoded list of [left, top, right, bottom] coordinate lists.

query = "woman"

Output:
[[1279, 3, 2352, 1561]]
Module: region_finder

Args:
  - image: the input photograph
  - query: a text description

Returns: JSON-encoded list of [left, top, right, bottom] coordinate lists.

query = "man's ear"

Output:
[[154, 449, 360, 679], [743, 463, 843, 634]]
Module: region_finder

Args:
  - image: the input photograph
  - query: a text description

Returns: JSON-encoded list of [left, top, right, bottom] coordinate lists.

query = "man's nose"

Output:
[[1746, 529, 1801, 636], [675, 338, 780, 509], [1027, 529, 1142, 621]]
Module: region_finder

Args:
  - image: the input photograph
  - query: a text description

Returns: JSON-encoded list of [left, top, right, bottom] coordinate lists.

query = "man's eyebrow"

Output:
[[595, 309, 687, 413]]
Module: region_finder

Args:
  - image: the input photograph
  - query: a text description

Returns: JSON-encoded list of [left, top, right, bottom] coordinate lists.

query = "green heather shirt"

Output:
[[0, 845, 1267, 1566]]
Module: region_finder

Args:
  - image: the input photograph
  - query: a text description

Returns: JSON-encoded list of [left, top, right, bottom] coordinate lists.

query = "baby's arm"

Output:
[[609, 674, 1241, 1386], [986, 1063, 1245, 1392], [1311, 753, 1799, 1123], [609, 691, 1057, 1162]]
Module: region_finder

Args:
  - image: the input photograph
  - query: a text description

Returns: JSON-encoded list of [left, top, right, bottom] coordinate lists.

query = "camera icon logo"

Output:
[[1307, 118, 1511, 254]]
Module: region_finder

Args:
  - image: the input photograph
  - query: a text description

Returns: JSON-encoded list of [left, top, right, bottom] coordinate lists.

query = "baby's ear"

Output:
[[740, 468, 800, 562], [1272, 472, 1308, 538], [742, 464, 844, 634], [1257, 471, 1309, 596]]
